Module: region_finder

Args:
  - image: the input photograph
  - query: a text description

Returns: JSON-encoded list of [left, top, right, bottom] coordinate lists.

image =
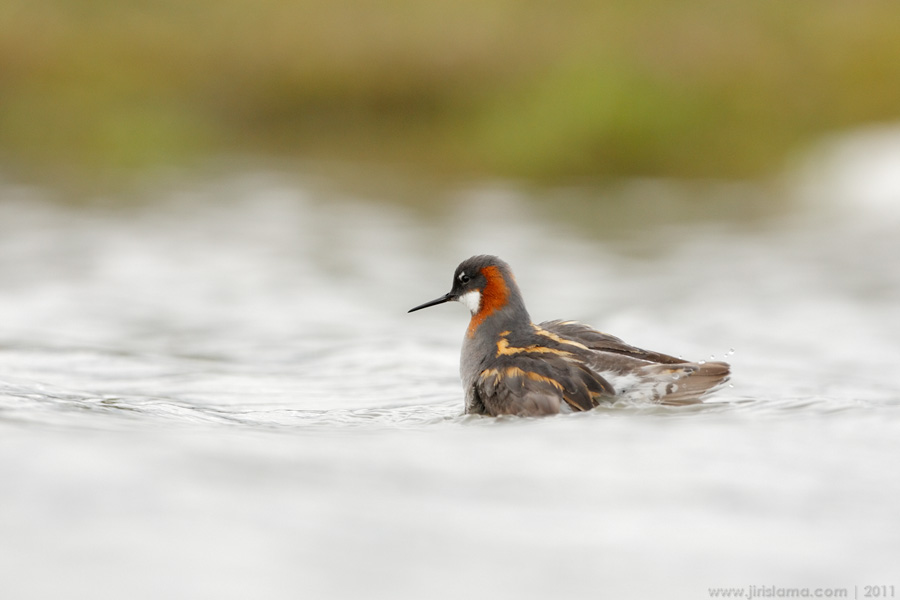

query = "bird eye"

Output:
[[458, 272, 470, 284]]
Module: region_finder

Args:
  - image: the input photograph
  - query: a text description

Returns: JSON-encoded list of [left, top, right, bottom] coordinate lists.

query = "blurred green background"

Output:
[[2, 0, 900, 182]]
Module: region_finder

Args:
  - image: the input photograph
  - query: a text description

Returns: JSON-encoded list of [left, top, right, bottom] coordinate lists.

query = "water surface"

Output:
[[1, 142, 899, 599]]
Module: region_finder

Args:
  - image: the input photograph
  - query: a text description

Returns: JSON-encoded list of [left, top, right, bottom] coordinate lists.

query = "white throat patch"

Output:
[[458, 290, 482, 315]]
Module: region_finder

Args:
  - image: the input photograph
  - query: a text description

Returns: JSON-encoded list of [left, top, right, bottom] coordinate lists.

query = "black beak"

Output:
[[408, 293, 454, 313]]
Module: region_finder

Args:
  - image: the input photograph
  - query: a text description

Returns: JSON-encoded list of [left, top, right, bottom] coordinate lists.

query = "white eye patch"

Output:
[[458, 290, 482, 315]]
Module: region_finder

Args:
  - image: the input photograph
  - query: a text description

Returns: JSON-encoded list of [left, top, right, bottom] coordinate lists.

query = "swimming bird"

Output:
[[409, 255, 730, 416]]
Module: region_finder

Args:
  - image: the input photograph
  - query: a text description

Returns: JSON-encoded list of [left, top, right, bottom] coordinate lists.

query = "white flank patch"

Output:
[[596, 371, 641, 395], [597, 369, 686, 402], [458, 290, 482, 315]]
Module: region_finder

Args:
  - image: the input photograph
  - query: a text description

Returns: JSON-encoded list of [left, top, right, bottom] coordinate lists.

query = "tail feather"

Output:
[[638, 361, 731, 405]]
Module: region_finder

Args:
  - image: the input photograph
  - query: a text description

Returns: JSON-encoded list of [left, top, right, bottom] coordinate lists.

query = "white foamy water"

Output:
[[1, 137, 899, 599]]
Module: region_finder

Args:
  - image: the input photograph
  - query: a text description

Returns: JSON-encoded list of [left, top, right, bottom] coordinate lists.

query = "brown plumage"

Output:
[[409, 255, 730, 417]]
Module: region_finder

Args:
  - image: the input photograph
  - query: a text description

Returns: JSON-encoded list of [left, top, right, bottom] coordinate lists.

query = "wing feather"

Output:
[[474, 353, 614, 416], [539, 319, 685, 365]]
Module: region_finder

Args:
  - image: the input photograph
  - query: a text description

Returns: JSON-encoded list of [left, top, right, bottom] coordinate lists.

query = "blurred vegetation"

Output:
[[2, 0, 900, 181]]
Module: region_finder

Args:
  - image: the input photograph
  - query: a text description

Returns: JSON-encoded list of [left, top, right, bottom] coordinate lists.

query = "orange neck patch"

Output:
[[467, 265, 509, 337]]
